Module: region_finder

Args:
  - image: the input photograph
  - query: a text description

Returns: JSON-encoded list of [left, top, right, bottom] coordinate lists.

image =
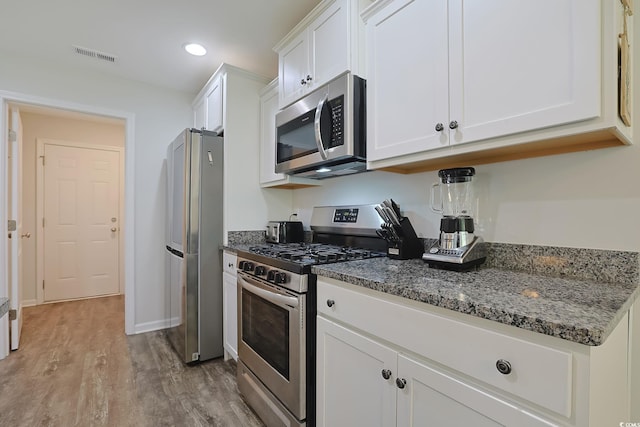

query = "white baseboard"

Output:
[[133, 319, 169, 335], [22, 299, 37, 308]]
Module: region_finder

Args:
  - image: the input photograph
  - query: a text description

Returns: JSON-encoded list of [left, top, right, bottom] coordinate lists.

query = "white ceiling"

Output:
[[0, 0, 321, 94]]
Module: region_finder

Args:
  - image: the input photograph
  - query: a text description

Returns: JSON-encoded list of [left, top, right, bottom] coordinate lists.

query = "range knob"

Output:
[[267, 270, 276, 282], [255, 265, 267, 276], [242, 262, 255, 272], [274, 272, 288, 284]]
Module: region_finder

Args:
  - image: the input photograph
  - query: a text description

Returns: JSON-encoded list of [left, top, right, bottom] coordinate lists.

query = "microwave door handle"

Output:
[[314, 94, 329, 160], [238, 275, 299, 309]]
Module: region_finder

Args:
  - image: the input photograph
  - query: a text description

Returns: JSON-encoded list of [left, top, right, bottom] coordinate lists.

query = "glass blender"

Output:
[[422, 167, 486, 270]]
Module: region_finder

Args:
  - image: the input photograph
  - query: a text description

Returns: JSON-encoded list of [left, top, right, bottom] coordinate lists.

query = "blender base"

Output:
[[422, 236, 487, 271]]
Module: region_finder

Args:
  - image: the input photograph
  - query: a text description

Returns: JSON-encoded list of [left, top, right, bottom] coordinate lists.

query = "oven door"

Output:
[[237, 272, 306, 420]]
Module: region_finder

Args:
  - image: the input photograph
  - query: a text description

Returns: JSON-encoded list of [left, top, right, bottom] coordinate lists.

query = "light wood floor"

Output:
[[0, 295, 264, 427]]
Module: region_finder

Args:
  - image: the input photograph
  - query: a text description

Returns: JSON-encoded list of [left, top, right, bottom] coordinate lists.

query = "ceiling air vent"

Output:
[[73, 45, 117, 63]]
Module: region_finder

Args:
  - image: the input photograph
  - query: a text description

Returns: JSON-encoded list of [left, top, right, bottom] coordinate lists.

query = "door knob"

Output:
[[21, 232, 31, 238], [449, 120, 459, 130], [110, 227, 117, 232], [435, 123, 444, 132]]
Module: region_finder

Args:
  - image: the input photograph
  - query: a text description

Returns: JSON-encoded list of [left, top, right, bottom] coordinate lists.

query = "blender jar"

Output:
[[430, 167, 476, 217], [431, 167, 476, 249]]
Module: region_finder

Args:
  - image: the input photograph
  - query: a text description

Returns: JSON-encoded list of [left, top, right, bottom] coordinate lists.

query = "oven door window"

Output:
[[242, 288, 290, 380]]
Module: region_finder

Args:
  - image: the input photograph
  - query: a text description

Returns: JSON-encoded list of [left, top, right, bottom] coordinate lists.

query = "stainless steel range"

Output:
[[236, 205, 386, 427]]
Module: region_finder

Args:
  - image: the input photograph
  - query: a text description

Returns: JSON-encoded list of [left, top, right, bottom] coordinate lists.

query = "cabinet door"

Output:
[[222, 271, 238, 361], [366, 0, 450, 162], [259, 83, 283, 184], [279, 31, 310, 108], [193, 96, 205, 130], [316, 317, 396, 427], [206, 75, 224, 133], [396, 355, 555, 427], [449, 0, 600, 146], [309, 0, 349, 89]]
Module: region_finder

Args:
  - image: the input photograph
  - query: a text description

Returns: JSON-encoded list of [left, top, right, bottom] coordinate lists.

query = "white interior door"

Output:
[[43, 143, 120, 302], [8, 106, 24, 350]]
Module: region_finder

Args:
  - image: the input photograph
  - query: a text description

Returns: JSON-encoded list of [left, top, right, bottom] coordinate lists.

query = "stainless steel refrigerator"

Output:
[[165, 128, 224, 363]]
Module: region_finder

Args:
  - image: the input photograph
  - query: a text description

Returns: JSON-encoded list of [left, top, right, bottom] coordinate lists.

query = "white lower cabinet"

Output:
[[317, 316, 550, 427], [396, 355, 551, 427], [222, 251, 237, 361], [317, 316, 396, 427], [316, 276, 633, 427]]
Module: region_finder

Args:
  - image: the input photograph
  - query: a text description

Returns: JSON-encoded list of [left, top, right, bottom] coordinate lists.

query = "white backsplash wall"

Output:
[[292, 141, 640, 252]]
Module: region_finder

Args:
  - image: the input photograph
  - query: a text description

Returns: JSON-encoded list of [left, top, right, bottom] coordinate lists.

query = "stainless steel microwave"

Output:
[[275, 72, 366, 179]]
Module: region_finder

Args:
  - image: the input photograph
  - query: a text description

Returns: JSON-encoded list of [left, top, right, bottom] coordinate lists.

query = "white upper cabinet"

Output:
[[275, 0, 369, 108], [363, 0, 632, 172], [205, 74, 224, 134], [192, 72, 224, 133]]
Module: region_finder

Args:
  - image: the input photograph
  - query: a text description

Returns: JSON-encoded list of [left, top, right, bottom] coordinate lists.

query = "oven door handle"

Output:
[[238, 275, 299, 309]]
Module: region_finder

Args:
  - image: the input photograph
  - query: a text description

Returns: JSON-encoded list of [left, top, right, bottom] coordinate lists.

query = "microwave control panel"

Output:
[[328, 95, 344, 148]]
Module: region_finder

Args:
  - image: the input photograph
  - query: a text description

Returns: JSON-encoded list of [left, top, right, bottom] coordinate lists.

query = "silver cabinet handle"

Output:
[[395, 378, 406, 389], [21, 232, 31, 238], [381, 369, 392, 380], [496, 359, 512, 375], [449, 120, 459, 130], [326, 299, 335, 308], [435, 123, 444, 132], [306, 75, 313, 82], [300, 79, 307, 85], [228, 263, 234, 268]]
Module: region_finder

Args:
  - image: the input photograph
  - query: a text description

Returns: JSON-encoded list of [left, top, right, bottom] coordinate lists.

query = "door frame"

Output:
[[36, 139, 125, 304], [0, 90, 136, 343]]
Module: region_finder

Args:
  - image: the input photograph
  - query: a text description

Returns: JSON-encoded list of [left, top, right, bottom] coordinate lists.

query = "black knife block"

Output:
[[386, 217, 424, 260]]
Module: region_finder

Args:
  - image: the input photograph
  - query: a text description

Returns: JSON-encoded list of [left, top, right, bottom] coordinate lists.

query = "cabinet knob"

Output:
[[395, 378, 406, 389], [449, 120, 459, 130], [496, 359, 512, 375], [326, 299, 335, 308], [21, 232, 31, 238], [300, 79, 307, 85], [228, 263, 234, 268], [435, 123, 444, 132], [110, 227, 117, 232], [306, 75, 313, 82], [381, 369, 392, 380]]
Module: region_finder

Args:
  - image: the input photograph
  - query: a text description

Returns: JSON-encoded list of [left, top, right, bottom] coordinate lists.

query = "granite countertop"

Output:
[[311, 257, 640, 346], [0, 297, 9, 319]]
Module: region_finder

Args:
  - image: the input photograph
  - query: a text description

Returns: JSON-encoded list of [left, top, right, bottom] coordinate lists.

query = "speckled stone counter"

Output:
[[311, 258, 640, 346], [0, 297, 9, 319]]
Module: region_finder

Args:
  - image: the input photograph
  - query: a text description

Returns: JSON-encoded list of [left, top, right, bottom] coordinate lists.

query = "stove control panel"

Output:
[[237, 257, 306, 293]]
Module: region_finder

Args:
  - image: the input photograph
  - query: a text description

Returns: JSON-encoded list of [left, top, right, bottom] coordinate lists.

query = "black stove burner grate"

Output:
[[247, 243, 385, 266]]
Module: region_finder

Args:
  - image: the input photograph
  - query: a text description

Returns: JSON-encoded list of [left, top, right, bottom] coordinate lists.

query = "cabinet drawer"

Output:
[[222, 251, 237, 275], [317, 278, 572, 417]]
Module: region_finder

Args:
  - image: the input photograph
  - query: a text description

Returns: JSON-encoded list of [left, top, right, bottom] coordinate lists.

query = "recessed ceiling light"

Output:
[[184, 43, 207, 56]]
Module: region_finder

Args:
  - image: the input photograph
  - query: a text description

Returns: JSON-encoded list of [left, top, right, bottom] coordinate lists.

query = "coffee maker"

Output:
[[422, 167, 486, 271]]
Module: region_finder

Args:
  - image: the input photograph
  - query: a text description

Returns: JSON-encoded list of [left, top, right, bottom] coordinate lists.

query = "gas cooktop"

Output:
[[247, 243, 385, 267]]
